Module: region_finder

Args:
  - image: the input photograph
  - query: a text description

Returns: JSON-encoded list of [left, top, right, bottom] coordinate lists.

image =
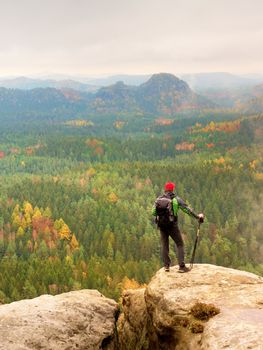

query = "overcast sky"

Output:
[[0, 0, 262, 77]]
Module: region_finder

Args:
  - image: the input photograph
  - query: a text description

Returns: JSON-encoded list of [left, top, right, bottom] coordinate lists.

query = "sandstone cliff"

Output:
[[0, 289, 119, 350], [118, 264, 263, 350]]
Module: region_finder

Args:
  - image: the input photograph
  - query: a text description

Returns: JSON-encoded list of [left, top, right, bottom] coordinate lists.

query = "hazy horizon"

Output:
[[1, 71, 263, 81], [0, 0, 262, 77]]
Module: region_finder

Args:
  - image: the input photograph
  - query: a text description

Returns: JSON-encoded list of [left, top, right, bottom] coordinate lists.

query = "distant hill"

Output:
[[0, 76, 97, 92], [69, 72, 263, 89], [0, 87, 90, 118], [137, 73, 212, 114], [236, 84, 263, 113], [86, 72, 263, 110], [2, 72, 263, 93], [84, 74, 151, 86], [91, 81, 139, 113], [253, 84, 263, 97], [181, 73, 263, 108], [89, 73, 213, 114], [181, 72, 263, 91], [0, 73, 214, 119], [241, 73, 263, 81]]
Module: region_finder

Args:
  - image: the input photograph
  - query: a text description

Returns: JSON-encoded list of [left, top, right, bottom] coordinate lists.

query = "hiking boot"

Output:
[[178, 265, 190, 273], [164, 265, 170, 272]]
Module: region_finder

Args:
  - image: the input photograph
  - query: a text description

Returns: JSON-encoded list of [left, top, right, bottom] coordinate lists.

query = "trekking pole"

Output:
[[189, 221, 201, 270]]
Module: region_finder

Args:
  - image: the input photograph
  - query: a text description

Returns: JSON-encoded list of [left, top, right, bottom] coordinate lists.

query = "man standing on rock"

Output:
[[152, 182, 204, 273]]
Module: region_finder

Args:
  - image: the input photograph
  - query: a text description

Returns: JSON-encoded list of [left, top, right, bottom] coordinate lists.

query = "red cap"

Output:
[[164, 182, 175, 191]]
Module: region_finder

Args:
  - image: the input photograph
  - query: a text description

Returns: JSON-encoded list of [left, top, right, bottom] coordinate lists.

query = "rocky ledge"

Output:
[[0, 265, 262, 350], [0, 289, 119, 350], [118, 264, 263, 350]]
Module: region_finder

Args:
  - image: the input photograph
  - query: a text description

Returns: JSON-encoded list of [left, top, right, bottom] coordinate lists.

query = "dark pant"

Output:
[[160, 223, 185, 267]]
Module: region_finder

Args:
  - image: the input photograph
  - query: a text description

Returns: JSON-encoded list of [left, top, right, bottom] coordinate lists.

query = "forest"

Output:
[[0, 109, 262, 303]]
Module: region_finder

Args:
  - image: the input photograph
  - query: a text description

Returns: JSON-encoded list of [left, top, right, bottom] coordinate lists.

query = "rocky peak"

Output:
[[139, 73, 191, 94], [95, 80, 135, 101]]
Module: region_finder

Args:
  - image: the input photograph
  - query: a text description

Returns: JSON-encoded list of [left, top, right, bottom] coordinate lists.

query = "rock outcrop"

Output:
[[118, 264, 263, 350], [0, 266, 262, 350], [0, 289, 119, 350]]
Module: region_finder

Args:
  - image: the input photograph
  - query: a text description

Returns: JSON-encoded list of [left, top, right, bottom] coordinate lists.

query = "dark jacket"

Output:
[[152, 191, 198, 220]]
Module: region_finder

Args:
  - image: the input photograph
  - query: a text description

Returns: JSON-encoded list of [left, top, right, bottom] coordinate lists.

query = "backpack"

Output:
[[155, 194, 174, 229]]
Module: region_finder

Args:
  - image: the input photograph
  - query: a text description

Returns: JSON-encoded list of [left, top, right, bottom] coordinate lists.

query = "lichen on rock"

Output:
[[190, 302, 220, 321]]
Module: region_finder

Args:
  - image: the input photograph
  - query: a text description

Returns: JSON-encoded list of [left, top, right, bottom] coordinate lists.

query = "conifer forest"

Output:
[[0, 92, 262, 303]]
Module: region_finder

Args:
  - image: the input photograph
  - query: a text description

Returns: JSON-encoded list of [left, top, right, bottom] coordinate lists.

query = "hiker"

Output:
[[152, 182, 204, 273]]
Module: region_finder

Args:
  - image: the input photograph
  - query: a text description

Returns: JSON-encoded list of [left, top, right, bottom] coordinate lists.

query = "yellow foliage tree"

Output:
[[21, 217, 28, 230], [65, 255, 74, 266], [70, 234, 79, 250], [59, 223, 71, 240], [23, 201, 33, 215], [11, 204, 21, 229], [120, 276, 146, 291], [249, 160, 258, 170], [255, 173, 263, 181], [86, 167, 96, 177], [108, 192, 118, 203], [12, 204, 20, 217], [43, 207, 52, 218], [24, 212, 32, 228], [12, 213, 21, 230], [32, 207, 42, 221], [17, 226, 25, 238], [209, 121, 216, 131], [54, 218, 65, 231]]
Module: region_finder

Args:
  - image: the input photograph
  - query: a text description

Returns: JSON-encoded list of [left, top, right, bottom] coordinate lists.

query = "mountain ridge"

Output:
[[0, 76, 98, 92], [1, 72, 262, 117], [0, 73, 214, 117], [2, 72, 263, 91]]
